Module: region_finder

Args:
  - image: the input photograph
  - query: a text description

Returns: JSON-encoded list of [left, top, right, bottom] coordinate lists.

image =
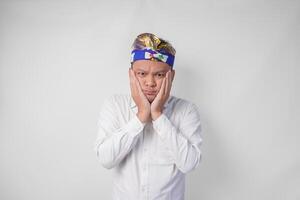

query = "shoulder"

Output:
[[107, 93, 129, 101], [102, 93, 131, 108], [170, 95, 199, 109], [170, 95, 201, 116]]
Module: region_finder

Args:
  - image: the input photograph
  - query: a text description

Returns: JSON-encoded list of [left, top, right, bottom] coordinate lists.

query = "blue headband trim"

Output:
[[131, 47, 175, 67]]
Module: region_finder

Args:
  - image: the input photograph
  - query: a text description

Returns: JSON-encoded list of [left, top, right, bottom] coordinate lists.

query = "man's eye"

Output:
[[156, 73, 165, 77], [137, 72, 145, 76]]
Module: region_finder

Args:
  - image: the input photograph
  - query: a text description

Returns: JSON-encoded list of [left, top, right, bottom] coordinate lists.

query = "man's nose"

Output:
[[145, 75, 156, 87]]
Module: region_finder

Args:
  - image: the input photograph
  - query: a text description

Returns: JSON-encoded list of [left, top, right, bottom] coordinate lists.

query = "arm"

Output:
[[94, 95, 146, 169], [152, 103, 203, 174]]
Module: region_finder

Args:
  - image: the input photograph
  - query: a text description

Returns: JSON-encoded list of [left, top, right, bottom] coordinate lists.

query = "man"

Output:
[[94, 33, 203, 200]]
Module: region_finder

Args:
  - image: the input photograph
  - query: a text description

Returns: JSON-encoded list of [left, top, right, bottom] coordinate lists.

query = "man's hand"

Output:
[[151, 70, 173, 120], [129, 68, 151, 123]]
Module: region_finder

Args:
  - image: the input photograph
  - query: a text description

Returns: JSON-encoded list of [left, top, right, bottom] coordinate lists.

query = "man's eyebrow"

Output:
[[135, 69, 147, 72], [153, 70, 168, 73], [135, 68, 168, 73]]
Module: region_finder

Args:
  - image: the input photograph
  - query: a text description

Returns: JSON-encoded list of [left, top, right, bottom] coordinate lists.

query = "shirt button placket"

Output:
[[141, 125, 150, 200]]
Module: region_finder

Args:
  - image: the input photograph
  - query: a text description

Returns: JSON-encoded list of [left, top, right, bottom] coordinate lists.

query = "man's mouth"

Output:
[[144, 90, 156, 95]]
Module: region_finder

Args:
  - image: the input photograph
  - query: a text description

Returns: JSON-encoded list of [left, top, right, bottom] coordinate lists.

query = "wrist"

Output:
[[151, 111, 162, 121], [137, 112, 150, 123]]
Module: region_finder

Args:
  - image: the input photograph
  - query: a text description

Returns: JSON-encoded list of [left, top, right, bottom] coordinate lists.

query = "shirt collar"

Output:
[[130, 94, 173, 109]]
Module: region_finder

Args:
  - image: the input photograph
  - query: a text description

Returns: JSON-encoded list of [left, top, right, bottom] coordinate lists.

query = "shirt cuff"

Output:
[[152, 113, 173, 141], [124, 114, 146, 138]]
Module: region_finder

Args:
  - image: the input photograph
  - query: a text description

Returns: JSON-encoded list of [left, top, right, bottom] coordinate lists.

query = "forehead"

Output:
[[132, 60, 170, 72]]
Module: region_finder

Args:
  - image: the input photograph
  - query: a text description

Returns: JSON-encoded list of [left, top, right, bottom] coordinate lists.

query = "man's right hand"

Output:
[[129, 68, 151, 123]]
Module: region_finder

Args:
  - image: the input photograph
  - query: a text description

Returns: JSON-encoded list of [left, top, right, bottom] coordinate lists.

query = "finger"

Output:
[[136, 79, 144, 95], [131, 69, 140, 87], [132, 72, 143, 94], [130, 69, 139, 87], [158, 77, 166, 98], [165, 70, 172, 96], [129, 68, 135, 84], [129, 69, 133, 87], [132, 70, 148, 100], [164, 71, 170, 95], [129, 69, 138, 97], [162, 70, 169, 96]]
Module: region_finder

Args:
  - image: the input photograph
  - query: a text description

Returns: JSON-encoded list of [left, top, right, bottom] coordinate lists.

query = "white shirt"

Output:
[[94, 93, 203, 200]]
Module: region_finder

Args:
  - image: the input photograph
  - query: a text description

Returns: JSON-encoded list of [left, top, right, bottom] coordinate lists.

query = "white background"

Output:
[[0, 0, 299, 199]]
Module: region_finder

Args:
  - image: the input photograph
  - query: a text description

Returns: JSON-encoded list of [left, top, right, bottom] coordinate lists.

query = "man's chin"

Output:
[[145, 94, 156, 103], [146, 97, 154, 103]]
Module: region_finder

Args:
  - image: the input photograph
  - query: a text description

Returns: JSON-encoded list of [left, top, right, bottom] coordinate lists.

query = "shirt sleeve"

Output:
[[152, 103, 203, 174], [94, 95, 146, 169]]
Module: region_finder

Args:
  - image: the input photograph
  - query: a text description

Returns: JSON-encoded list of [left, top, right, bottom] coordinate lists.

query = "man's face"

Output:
[[131, 60, 175, 103]]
